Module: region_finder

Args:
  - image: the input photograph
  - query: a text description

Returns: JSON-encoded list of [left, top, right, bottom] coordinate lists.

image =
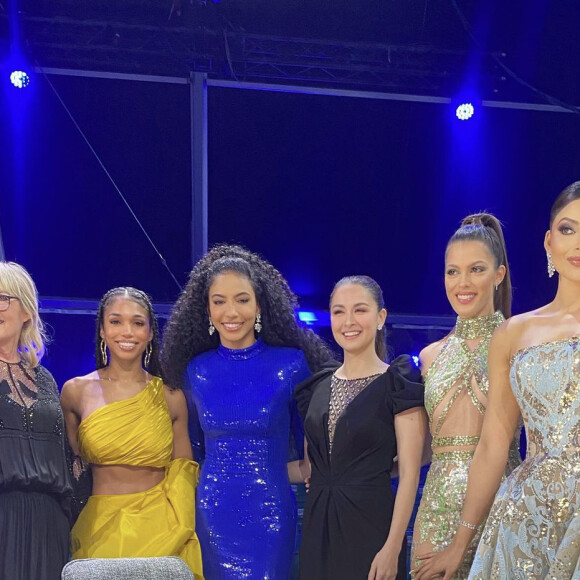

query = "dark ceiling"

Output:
[[2, 0, 579, 104]]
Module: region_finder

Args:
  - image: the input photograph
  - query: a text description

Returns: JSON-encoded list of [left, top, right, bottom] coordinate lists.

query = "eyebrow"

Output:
[[557, 217, 579, 225], [107, 312, 146, 318], [210, 291, 251, 298], [446, 260, 488, 268], [332, 302, 371, 308]]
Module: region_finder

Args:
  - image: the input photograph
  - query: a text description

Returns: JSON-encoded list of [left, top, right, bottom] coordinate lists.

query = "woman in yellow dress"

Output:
[[61, 287, 203, 579]]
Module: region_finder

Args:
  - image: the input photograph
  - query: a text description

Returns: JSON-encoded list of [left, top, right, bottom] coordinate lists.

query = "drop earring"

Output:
[[254, 313, 262, 333], [100, 339, 108, 366], [547, 252, 555, 278], [144, 343, 152, 368], [208, 318, 215, 336]]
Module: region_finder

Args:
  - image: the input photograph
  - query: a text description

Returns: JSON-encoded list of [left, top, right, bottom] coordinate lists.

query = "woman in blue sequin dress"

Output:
[[162, 245, 332, 580], [414, 184, 580, 579]]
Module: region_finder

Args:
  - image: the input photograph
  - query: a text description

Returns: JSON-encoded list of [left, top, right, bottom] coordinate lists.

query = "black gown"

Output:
[[0, 361, 72, 580], [295, 355, 424, 580]]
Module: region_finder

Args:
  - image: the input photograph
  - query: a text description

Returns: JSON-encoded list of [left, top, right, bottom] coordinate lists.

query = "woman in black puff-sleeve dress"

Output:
[[295, 276, 426, 580]]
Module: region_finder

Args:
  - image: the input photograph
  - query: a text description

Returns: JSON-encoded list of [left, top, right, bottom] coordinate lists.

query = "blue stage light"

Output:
[[298, 311, 318, 325], [10, 70, 30, 89], [456, 102, 475, 121]]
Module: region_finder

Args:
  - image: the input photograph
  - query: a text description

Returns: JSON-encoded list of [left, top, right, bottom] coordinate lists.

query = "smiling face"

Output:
[[208, 271, 260, 350], [545, 198, 580, 283], [100, 297, 152, 365], [330, 283, 386, 357], [445, 240, 506, 319], [0, 290, 31, 357]]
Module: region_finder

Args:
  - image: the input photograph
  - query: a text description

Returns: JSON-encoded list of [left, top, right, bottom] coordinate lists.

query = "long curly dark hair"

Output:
[[161, 244, 332, 388], [95, 287, 163, 379]]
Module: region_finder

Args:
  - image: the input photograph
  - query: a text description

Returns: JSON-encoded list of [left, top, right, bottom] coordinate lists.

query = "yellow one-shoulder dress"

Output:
[[70, 378, 204, 580]]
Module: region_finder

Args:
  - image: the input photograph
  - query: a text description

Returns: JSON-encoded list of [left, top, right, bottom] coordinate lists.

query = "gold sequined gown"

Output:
[[469, 337, 580, 579], [411, 312, 521, 579]]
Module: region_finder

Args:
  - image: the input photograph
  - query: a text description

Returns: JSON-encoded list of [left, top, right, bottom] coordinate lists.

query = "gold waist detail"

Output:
[[432, 435, 480, 449]]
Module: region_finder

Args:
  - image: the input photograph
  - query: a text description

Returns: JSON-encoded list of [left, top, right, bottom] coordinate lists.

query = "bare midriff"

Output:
[[91, 464, 165, 495]]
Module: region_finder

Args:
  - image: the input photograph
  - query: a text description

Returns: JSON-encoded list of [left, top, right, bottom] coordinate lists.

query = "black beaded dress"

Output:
[[294, 355, 424, 580], [0, 360, 72, 580]]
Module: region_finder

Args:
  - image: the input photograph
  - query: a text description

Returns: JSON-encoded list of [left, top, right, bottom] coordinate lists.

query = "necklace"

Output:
[[454, 311, 505, 340]]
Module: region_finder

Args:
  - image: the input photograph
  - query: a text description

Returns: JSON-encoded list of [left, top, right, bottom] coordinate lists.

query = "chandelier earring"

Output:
[[100, 338, 108, 366], [144, 343, 152, 368], [208, 317, 215, 336], [254, 313, 262, 333], [547, 252, 555, 278]]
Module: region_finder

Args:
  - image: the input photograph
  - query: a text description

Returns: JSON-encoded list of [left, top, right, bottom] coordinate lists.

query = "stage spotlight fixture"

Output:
[[10, 70, 30, 89], [456, 102, 475, 121]]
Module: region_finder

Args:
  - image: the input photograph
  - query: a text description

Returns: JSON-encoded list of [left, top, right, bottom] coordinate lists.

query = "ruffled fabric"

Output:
[[294, 360, 339, 419], [386, 354, 424, 414], [71, 458, 203, 579], [78, 378, 172, 468]]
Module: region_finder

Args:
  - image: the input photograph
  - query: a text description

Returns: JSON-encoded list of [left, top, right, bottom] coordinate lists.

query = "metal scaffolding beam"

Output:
[[4, 14, 508, 96]]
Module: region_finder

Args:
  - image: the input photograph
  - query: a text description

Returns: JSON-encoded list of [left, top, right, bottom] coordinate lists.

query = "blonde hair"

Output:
[[0, 262, 47, 366]]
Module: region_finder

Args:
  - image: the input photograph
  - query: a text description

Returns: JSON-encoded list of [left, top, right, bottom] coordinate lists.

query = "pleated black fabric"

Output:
[[295, 355, 424, 580]]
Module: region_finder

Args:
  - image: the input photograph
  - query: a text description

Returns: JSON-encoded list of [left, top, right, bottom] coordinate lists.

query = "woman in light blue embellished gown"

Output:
[[414, 182, 580, 580], [161, 245, 332, 580]]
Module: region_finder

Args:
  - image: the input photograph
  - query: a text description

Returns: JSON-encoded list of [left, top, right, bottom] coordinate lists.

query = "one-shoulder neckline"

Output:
[[79, 377, 160, 427], [510, 336, 580, 366]]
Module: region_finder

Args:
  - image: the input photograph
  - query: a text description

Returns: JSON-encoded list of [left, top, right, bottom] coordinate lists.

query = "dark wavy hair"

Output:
[[550, 181, 580, 227], [161, 244, 332, 389], [446, 213, 512, 318], [95, 287, 163, 379], [330, 275, 387, 361]]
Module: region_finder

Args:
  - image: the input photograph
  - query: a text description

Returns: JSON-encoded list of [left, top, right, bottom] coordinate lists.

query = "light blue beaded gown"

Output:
[[469, 337, 580, 579], [186, 340, 311, 580]]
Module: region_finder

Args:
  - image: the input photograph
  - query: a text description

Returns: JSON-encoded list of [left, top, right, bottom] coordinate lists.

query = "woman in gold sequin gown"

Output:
[[411, 214, 521, 578], [414, 182, 580, 579]]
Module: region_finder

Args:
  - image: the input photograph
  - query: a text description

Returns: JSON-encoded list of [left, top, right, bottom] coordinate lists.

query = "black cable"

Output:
[[450, 0, 580, 115], [35, 63, 183, 291]]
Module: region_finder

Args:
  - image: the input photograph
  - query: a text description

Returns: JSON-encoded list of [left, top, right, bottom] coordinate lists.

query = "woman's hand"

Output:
[[412, 544, 464, 580], [367, 545, 399, 580]]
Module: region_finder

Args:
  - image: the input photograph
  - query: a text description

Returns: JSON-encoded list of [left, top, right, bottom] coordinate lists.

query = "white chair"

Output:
[[61, 557, 195, 579]]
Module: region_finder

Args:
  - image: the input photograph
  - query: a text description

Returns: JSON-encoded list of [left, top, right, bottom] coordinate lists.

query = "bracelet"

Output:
[[459, 518, 478, 531]]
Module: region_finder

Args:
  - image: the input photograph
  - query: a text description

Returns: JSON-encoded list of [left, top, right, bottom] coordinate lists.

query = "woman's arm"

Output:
[[164, 387, 194, 460], [288, 437, 311, 483], [414, 324, 522, 580], [369, 406, 428, 580], [60, 380, 82, 455]]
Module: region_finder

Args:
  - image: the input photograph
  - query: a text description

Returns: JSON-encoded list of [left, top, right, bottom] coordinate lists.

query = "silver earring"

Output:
[[377, 325, 383, 331], [208, 318, 215, 336], [254, 313, 262, 333], [100, 339, 108, 366], [547, 252, 555, 278], [495, 284, 499, 291], [144, 343, 152, 368]]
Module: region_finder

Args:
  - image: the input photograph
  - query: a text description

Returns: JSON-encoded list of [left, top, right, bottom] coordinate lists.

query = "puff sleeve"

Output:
[[294, 362, 338, 420], [386, 354, 424, 414]]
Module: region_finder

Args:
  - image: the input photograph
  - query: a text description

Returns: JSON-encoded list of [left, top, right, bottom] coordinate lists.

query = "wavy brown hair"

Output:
[[161, 244, 332, 389]]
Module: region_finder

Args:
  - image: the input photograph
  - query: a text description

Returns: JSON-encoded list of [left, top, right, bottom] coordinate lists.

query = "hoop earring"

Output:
[[208, 318, 215, 336], [100, 339, 108, 366], [144, 343, 152, 368], [254, 313, 262, 333], [547, 252, 555, 278]]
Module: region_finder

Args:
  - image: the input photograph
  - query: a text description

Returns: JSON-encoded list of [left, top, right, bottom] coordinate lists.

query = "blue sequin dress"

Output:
[[186, 339, 311, 580]]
